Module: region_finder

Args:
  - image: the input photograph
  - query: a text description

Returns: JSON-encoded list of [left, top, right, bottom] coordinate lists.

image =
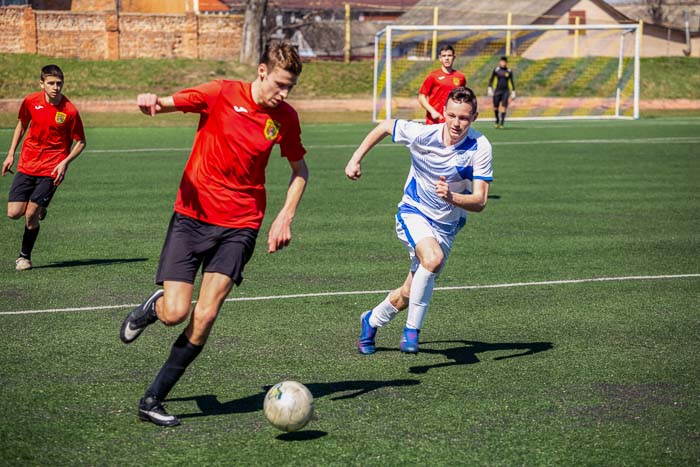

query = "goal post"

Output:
[[373, 23, 641, 122]]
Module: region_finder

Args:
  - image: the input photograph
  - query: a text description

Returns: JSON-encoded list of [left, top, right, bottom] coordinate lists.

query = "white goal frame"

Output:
[[373, 23, 641, 122]]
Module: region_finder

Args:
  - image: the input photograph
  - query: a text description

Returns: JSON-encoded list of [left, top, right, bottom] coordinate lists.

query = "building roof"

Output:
[[397, 0, 637, 25], [221, 0, 419, 10]]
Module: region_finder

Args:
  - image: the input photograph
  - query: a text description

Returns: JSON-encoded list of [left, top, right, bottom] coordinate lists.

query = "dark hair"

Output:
[[499, 56, 508, 62], [439, 45, 455, 54], [260, 40, 302, 77], [41, 64, 64, 82], [446, 86, 478, 114]]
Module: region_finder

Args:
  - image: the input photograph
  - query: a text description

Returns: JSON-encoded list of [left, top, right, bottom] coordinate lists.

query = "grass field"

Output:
[[0, 118, 698, 465]]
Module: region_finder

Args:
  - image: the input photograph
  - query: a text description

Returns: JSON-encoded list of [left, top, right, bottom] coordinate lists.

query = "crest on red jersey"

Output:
[[55, 112, 66, 124], [453, 77, 461, 86], [264, 119, 281, 141]]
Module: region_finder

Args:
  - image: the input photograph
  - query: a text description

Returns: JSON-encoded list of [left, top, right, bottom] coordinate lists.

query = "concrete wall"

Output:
[[0, 6, 242, 60]]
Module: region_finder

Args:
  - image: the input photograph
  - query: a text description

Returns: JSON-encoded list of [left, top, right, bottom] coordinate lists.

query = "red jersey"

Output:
[[419, 69, 467, 124], [17, 91, 85, 177], [172, 80, 306, 230]]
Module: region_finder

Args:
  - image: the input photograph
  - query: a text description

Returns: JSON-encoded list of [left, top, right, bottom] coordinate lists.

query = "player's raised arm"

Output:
[[435, 176, 490, 212], [136, 94, 178, 116], [345, 119, 396, 180]]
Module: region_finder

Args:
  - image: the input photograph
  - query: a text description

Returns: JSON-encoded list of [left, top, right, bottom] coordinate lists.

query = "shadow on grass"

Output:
[[276, 430, 328, 442], [170, 379, 420, 420], [377, 340, 553, 374], [487, 194, 501, 199], [32, 257, 148, 269]]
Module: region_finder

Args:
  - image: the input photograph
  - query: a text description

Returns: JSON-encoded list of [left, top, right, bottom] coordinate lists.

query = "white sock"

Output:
[[406, 265, 436, 330], [369, 294, 399, 328]]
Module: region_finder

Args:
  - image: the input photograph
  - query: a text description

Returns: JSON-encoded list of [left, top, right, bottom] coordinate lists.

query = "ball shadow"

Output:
[[276, 430, 328, 442]]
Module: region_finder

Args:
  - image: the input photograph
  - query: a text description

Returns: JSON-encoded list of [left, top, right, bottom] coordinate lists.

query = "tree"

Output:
[[240, 0, 269, 65], [645, 0, 666, 25]]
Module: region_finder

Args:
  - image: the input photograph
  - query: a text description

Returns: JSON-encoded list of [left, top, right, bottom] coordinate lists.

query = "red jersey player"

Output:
[[2, 65, 86, 271], [418, 45, 466, 124], [120, 41, 309, 427]]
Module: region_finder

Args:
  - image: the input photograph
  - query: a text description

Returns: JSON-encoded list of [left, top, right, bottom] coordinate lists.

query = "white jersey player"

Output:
[[345, 86, 493, 354]]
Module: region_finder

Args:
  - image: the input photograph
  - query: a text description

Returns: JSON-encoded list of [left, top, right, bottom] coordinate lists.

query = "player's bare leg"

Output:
[[139, 272, 233, 427], [358, 273, 411, 355], [8, 201, 42, 271]]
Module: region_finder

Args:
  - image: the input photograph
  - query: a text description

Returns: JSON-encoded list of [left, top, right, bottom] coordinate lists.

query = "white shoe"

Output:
[[15, 257, 32, 271]]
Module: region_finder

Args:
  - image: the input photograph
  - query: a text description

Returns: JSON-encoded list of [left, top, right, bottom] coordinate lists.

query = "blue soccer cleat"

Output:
[[358, 310, 377, 355], [400, 327, 420, 354]]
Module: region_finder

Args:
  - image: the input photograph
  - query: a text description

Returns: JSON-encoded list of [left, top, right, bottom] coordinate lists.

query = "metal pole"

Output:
[[615, 32, 625, 117], [344, 3, 351, 64], [574, 16, 580, 58], [431, 7, 438, 61], [372, 30, 381, 122], [506, 11, 512, 56], [634, 22, 641, 119], [386, 26, 393, 120]]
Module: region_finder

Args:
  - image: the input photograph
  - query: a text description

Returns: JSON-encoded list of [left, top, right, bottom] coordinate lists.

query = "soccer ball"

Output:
[[263, 381, 314, 432]]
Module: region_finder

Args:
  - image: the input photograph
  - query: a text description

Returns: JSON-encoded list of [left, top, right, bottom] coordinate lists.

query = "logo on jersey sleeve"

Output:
[[453, 77, 461, 86], [264, 119, 281, 141], [55, 112, 67, 124]]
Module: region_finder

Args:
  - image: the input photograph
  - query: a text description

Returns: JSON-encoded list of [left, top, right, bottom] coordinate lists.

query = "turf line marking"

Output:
[[82, 136, 700, 155], [1, 273, 697, 316]]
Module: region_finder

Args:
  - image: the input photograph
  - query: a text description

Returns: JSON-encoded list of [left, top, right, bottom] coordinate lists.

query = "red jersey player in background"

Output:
[[418, 45, 466, 124], [120, 41, 310, 427], [2, 64, 86, 271]]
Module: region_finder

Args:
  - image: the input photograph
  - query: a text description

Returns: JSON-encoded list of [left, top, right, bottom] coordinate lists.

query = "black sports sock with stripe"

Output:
[[146, 332, 203, 401], [20, 225, 40, 260]]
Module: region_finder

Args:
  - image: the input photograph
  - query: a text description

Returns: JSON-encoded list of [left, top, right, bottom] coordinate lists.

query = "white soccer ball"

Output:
[[263, 381, 314, 432]]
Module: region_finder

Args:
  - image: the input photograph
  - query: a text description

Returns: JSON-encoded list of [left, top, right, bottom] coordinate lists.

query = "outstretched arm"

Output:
[[435, 177, 490, 212], [344, 119, 396, 180], [136, 94, 178, 117], [268, 158, 309, 254], [2, 119, 28, 176]]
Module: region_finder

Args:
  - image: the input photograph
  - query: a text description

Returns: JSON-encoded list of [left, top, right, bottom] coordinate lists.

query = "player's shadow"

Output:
[[487, 194, 501, 199], [377, 339, 553, 374], [32, 257, 148, 269], [170, 379, 420, 420]]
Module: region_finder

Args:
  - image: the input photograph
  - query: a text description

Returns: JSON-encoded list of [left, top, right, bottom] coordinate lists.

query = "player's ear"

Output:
[[258, 63, 268, 80], [472, 111, 479, 123]]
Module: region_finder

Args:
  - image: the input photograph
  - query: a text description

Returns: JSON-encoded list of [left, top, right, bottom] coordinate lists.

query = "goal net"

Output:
[[373, 23, 641, 122]]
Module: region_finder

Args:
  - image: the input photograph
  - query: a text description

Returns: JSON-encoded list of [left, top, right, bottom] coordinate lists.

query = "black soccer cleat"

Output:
[[120, 289, 163, 344], [138, 396, 180, 427]]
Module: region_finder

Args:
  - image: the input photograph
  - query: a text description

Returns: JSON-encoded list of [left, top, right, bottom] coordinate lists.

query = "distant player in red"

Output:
[[2, 65, 86, 271], [418, 45, 466, 124], [120, 41, 309, 427]]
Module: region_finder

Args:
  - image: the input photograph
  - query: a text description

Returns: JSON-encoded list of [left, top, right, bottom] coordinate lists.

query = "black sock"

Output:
[[500, 112, 506, 125], [20, 225, 40, 260], [146, 333, 203, 401], [494, 109, 499, 122]]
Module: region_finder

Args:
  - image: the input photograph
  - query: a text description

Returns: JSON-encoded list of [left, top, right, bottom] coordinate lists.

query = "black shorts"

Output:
[[493, 90, 510, 109], [8, 171, 58, 207], [156, 213, 258, 286]]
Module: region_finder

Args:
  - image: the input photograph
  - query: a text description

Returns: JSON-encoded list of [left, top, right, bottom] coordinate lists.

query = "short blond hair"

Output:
[[260, 40, 302, 77]]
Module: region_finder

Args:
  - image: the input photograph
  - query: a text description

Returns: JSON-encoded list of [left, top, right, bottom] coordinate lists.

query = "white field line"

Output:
[[1, 273, 698, 316], [81, 136, 700, 155]]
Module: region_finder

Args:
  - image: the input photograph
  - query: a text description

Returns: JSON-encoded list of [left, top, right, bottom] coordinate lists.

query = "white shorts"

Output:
[[395, 211, 456, 273]]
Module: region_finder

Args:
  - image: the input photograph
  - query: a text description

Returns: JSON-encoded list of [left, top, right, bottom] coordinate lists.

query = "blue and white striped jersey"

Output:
[[392, 120, 493, 236]]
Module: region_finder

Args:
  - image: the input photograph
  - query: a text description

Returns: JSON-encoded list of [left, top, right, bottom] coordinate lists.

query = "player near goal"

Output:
[[418, 45, 466, 124], [120, 41, 309, 427], [1, 65, 86, 271], [487, 56, 516, 128], [345, 87, 493, 354]]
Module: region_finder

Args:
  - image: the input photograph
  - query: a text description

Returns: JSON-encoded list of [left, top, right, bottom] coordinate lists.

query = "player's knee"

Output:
[[158, 298, 190, 326], [420, 250, 444, 273], [7, 207, 23, 219]]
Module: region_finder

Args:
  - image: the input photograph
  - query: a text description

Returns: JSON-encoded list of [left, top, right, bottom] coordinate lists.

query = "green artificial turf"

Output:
[[0, 119, 698, 465]]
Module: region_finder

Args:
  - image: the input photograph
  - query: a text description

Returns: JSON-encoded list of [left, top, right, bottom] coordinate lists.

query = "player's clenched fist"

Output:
[[435, 175, 453, 203], [137, 93, 161, 117], [345, 158, 362, 180]]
